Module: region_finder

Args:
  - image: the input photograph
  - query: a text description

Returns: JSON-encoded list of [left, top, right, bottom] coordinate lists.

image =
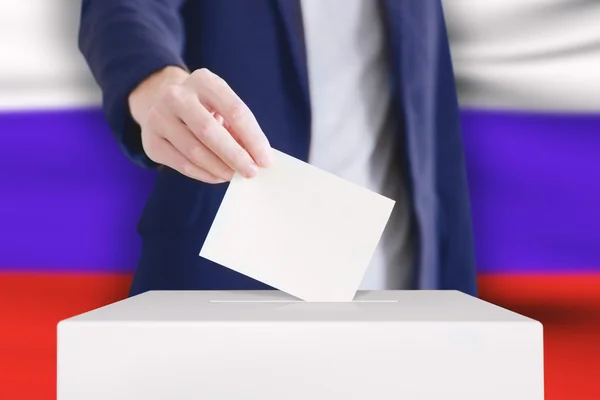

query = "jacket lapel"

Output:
[[380, 0, 442, 181], [273, 0, 310, 109], [381, 0, 461, 290]]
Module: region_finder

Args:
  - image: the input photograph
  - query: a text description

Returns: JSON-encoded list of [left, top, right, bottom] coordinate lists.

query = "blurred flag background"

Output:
[[0, 1, 599, 399]]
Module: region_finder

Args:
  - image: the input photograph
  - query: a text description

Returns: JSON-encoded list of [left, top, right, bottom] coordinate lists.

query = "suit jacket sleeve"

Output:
[[78, 0, 188, 167]]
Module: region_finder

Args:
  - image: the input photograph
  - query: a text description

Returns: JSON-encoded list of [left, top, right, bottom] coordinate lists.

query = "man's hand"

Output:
[[128, 66, 273, 183]]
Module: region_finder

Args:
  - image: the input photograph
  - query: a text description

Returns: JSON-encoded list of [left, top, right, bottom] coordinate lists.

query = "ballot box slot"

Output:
[[209, 300, 399, 303]]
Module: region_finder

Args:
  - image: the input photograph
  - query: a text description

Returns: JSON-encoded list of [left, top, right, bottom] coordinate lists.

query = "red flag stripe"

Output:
[[1, 272, 599, 399]]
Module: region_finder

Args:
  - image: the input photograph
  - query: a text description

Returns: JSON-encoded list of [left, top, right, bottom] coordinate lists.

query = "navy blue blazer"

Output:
[[79, 0, 478, 297]]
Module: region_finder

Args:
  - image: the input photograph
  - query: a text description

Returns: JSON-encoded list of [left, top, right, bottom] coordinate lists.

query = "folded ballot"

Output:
[[200, 149, 395, 302]]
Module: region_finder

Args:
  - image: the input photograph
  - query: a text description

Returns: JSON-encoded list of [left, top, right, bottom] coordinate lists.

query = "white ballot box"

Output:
[[57, 290, 544, 400]]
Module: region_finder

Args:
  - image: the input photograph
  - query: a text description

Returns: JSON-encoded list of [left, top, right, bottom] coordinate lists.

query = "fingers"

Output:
[[163, 120, 234, 182], [147, 136, 226, 184], [188, 69, 273, 168], [140, 68, 274, 184], [168, 86, 260, 178]]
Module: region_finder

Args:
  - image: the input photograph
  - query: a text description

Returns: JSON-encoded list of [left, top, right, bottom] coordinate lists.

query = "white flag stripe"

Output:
[[445, 0, 600, 112], [0, 0, 598, 111], [0, 0, 101, 110], [454, 52, 600, 113]]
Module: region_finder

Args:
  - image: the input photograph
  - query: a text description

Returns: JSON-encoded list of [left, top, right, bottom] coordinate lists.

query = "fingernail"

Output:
[[258, 147, 274, 168], [244, 162, 259, 178], [221, 169, 234, 182]]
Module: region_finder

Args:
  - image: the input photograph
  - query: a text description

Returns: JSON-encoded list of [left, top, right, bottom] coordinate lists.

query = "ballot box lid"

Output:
[[61, 290, 536, 324]]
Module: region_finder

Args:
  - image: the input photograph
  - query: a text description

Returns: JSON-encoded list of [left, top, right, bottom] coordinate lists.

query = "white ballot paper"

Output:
[[199, 150, 395, 302]]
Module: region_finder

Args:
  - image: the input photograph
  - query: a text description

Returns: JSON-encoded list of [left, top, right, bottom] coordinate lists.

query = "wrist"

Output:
[[128, 66, 189, 125]]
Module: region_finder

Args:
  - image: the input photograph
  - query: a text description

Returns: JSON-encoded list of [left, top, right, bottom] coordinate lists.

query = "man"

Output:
[[78, 0, 477, 297]]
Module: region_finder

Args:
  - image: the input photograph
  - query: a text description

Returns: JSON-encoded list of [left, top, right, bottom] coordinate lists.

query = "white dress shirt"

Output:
[[301, 0, 414, 289]]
